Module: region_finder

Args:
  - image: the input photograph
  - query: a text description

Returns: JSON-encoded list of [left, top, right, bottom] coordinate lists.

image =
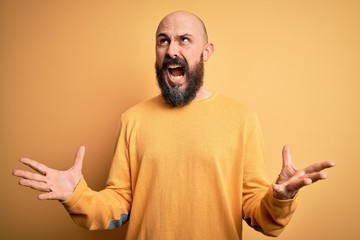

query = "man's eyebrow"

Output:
[[156, 33, 194, 39], [157, 33, 169, 38], [179, 33, 193, 38]]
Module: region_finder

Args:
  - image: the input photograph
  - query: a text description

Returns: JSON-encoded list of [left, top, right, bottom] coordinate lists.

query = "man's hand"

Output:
[[12, 146, 85, 201], [272, 145, 335, 200]]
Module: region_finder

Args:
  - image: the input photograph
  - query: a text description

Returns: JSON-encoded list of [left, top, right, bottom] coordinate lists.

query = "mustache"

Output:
[[162, 55, 189, 71]]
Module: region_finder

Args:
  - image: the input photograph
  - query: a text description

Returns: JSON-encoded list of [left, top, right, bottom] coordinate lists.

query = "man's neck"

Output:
[[193, 87, 213, 102]]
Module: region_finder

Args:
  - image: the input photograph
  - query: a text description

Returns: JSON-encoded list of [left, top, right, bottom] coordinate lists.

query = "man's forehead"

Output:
[[156, 12, 205, 38]]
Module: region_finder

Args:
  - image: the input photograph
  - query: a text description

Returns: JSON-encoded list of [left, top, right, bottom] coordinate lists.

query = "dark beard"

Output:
[[155, 55, 204, 107]]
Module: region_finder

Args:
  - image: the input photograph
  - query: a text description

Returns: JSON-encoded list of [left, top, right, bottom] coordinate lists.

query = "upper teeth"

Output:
[[168, 64, 181, 69]]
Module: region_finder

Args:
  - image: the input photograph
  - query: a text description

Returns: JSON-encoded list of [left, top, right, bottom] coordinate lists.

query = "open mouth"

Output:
[[167, 64, 185, 85]]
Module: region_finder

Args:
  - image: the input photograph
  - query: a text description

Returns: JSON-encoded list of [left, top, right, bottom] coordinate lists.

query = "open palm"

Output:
[[13, 146, 85, 201], [272, 145, 335, 200]]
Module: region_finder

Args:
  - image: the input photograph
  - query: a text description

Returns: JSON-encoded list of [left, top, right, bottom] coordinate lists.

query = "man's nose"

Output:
[[166, 42, 179, 58]]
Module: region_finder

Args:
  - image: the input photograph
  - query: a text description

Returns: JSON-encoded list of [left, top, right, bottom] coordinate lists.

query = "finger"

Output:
[[272, 183, 297, 200], [282, 144, 295, 169], [19, 158, 48, 175], [303, 161, 336, 174], [272, 183, 283, 194], [18, 179, 51, 192], [272, 183, 283, 199], [12, 170, 46, 182], [285, 178, 312, 192], [38, 192, 57, 200], [72, 146, 85, 172], [304, 172, 328, 183]]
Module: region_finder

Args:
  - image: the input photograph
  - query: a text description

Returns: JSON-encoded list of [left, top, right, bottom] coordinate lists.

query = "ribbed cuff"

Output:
[[61, 176, 88, 208]]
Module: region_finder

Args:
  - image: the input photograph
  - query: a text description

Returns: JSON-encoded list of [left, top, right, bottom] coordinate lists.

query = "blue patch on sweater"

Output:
[[107, 213, 130, 230]]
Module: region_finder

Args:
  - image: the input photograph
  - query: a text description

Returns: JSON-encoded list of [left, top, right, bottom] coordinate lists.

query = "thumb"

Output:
[[277, 145, 297, 183], [282, 144, 293, 169], [72, 146, 85, 172]]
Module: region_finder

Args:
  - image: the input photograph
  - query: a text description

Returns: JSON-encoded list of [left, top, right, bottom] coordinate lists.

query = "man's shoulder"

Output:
[[214, 93, 257, 117], [122, 95, 164, 119]]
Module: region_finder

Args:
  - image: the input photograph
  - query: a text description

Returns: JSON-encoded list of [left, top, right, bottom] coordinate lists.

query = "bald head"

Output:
[[156, 11, 209, 43], [154, 11, 214, 106]]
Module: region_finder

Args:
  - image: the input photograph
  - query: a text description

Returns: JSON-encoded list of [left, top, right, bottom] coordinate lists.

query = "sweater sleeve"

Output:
[[61, 115, 133, 230], [242, 113, 298, 237]]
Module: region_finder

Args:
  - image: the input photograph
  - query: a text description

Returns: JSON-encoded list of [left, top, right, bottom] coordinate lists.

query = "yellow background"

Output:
[[1, 0, 359, 239]]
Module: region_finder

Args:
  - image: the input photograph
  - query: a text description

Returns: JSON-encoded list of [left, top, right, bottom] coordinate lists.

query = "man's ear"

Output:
[[202, 43, 214, 62]]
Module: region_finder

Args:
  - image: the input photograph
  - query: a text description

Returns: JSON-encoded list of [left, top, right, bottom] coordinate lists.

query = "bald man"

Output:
[[13, 11, 335, 239]]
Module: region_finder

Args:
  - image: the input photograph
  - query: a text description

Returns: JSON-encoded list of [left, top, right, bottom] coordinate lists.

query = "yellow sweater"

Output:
[[63, 93, 297, 239]]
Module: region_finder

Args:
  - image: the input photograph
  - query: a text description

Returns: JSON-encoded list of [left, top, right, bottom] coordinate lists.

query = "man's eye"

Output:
[[181, 37, 189, 43], [159, 39, 169, 45]]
